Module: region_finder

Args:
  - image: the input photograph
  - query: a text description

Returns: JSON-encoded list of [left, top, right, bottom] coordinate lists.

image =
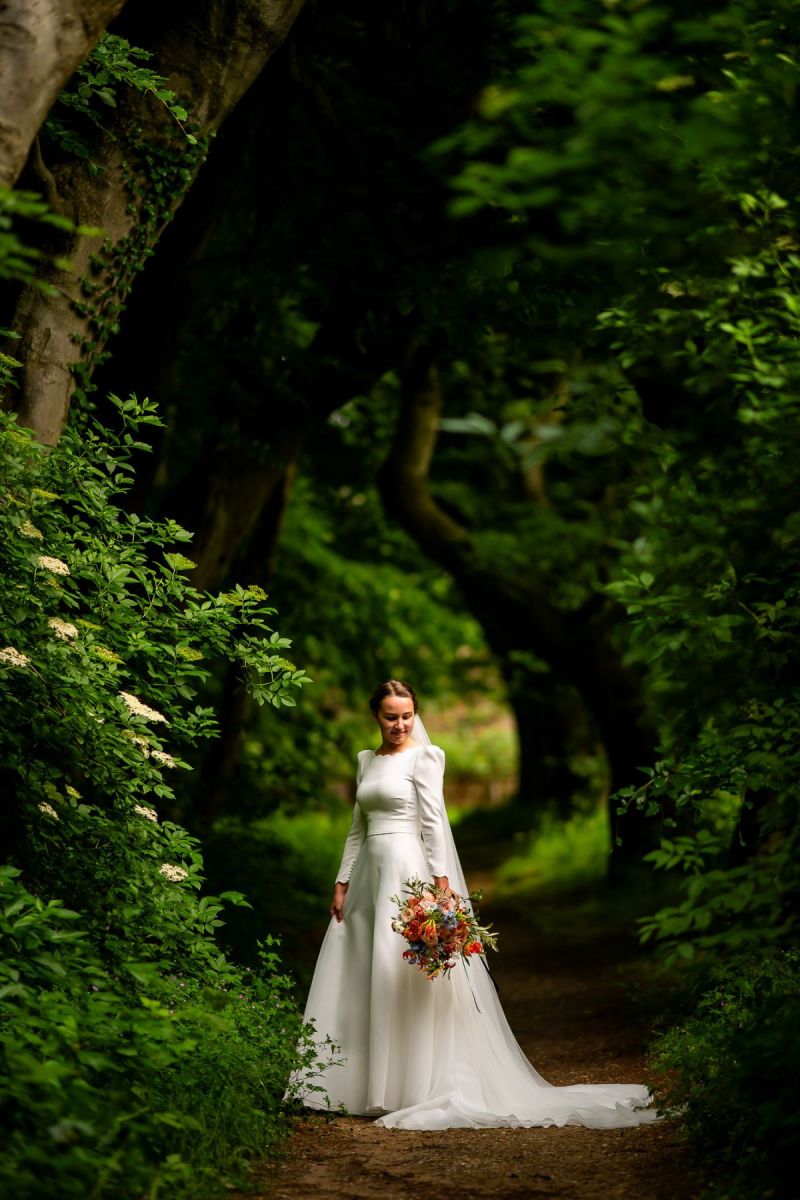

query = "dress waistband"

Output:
[[365, 818, 420, 837]]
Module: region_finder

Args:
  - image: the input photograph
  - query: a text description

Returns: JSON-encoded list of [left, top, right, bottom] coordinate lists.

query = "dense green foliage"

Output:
[[438, 1, 799, 1191], [650, 949, 800, 1198], [0, 394, 322, 1196]]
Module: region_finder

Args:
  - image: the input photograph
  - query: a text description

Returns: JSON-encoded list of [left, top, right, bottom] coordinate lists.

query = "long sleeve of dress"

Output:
[[413, 744, 448, 878], [334, 751, 368, 885]]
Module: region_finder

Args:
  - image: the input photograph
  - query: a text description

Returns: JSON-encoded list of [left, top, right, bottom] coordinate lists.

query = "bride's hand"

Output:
[[330, 882, 348, 922]]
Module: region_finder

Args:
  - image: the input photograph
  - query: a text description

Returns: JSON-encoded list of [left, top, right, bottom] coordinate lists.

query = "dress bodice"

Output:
[[356, 746, 423, 829], [334, 743, 448, 883]]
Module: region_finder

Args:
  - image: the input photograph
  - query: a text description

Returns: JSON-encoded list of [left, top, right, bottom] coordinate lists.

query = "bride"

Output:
[[287, 679, 661, 1130]]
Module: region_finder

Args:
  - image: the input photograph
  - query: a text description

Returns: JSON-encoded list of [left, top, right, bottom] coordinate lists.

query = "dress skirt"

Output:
[[291, 824, 660, 1130]]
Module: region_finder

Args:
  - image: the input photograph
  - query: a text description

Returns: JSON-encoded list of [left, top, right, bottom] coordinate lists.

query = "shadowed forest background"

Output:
[[1, 1, 798, 1197]]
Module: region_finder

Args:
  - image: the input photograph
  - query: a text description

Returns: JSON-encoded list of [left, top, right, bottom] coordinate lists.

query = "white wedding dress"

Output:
[[287, 742, 660, 1130]]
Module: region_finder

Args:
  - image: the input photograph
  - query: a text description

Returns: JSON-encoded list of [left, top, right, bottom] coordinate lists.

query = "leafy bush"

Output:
[[649, 949, 800, 1199], [0, 866, 317, 1199], [442, 7, 800, 1194], [0, 397, 320, 1197], [203, 809, 351, 986], [637, 830, 794, 969]]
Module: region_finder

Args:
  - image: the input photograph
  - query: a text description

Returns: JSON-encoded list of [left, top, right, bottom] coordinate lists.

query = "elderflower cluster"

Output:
[[159, 863, 188, 883], [119, 691, 168, 724], [38, 802, 60, 821], [93, 645, 123, 664], [0, 646, 30, 668], [151, 749, 177, 769], [47, 616, 78, 641], [133, 804, 158, 823], [175, 645, 203, 662], [19, 519, 43, 540], [122, 728, 177, 768], [36, 555, 70, 576], [124, 731, 151, 755]]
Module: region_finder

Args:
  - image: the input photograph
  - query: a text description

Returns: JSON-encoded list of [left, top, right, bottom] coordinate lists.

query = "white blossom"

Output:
[[20, 519, 43, 540], [123, 730, 151, 756], [38, 802, 60, 821], [93, 645, 122, 664], [133, 804, 158, 823], [0, 646, 30, 668], [36, 555, 70, 576], [159, 863, 188, 882], [151, 749, 177, 769], [119, 691, 168, 724], [47, 617, 79, 641]]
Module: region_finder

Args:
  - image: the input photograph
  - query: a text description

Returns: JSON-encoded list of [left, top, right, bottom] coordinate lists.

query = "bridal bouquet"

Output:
[[389, 876, 499, 980]]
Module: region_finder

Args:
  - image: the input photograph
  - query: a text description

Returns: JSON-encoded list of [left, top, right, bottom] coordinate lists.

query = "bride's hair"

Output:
[[369, 679, 418, 715]]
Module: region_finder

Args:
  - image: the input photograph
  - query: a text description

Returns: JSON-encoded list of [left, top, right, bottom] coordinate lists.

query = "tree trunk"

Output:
[[506, 673, 589, 820], [192, 461, 298, 824], [5, 0, 306, 445], [0, 0, 129, 189]]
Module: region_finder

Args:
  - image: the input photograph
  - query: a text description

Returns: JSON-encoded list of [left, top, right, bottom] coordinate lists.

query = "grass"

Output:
[[488, 805, 612, 896]]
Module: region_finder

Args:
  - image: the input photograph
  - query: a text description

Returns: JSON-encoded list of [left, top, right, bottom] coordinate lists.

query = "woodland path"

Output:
[[240, 855, 702, 1200]]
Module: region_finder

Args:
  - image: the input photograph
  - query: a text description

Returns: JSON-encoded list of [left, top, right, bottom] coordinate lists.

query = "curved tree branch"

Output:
[[379, 339, 569, 658], [378, 341, 473, 574], [378, 340, 662, 861], [0, 0, 128, 190]]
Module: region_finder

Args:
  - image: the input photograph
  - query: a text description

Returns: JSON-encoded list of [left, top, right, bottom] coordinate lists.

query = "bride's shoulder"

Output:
[[414, 743, 445, 765]]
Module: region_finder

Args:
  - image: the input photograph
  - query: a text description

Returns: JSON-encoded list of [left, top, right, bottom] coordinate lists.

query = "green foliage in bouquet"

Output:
[[0, 386, 318, 1198]]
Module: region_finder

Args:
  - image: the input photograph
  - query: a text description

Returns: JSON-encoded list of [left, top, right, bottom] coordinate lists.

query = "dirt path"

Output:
[[242, 879, 701, 1200]]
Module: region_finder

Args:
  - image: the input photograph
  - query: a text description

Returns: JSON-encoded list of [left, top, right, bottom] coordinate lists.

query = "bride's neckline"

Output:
[[371, 743, 423, 759]]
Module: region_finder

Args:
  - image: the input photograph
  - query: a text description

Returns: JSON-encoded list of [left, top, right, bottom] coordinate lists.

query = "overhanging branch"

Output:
[[378, 340, 472, 576]]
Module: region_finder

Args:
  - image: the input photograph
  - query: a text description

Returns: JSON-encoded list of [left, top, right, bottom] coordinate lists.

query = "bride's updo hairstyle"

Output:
[[369, 679, 418, 716]]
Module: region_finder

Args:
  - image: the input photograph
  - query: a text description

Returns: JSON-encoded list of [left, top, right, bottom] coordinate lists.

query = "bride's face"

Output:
[[375, 695, 416, 748]]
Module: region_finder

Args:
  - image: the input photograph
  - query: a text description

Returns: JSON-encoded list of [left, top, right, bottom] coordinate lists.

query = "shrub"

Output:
[[0, 397, 320, 1197], [649, 949, 800, 1200], [202, 809, 352, 985]]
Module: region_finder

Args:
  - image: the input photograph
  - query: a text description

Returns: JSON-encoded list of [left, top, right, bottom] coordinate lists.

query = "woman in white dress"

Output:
[[288, 679, 660, 1131]]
